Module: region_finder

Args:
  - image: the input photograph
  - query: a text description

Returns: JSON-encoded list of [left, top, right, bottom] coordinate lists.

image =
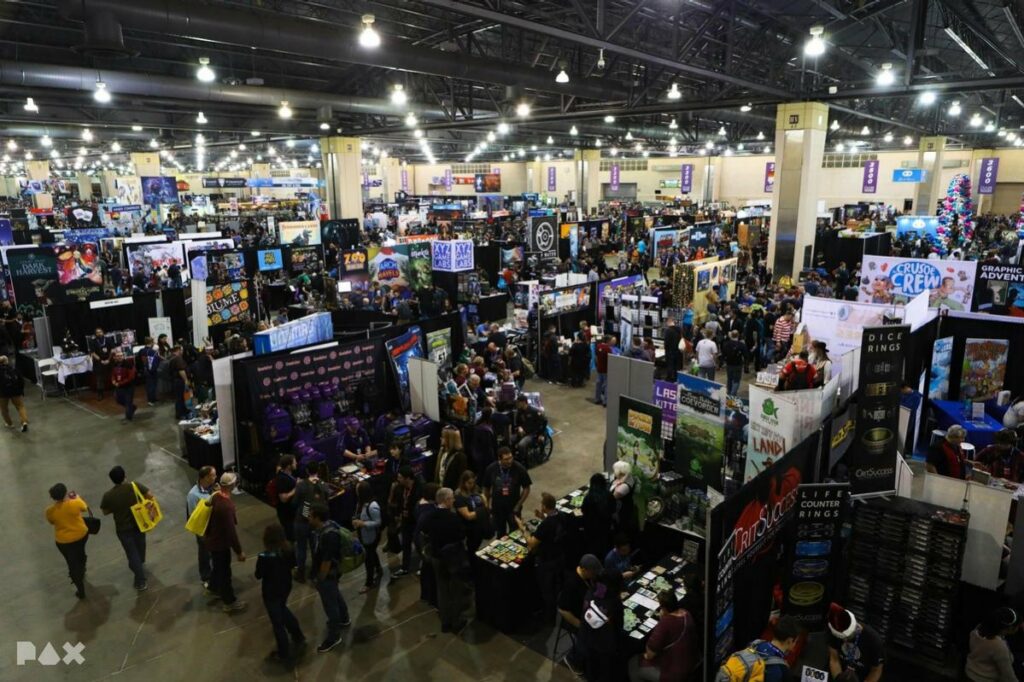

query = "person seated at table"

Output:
[[512, 394, 546, 463], [470, 356, 487, 380], [340, 417, 375, 467], [558, 554, 604, 676], [467, 374, 492, 410], [487, 323, 507, 349], [373, 408, 399, 451], [603, 533, 639, 581], [975, 429, 1024, 483], [628, 590, 698, 682], [927, 425, 969, 479], [503, 346, 525, 388]]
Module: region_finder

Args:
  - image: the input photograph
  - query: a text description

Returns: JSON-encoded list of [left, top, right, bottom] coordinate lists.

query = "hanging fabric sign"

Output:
[[764, 162, 776, 193], [610, 164, 620, 191], [862, 160, 879, 194], [400, 169, 409, 192], [978, 157, 999, 195], [547, 167, 557, 192], [680, 164, 693, 193]]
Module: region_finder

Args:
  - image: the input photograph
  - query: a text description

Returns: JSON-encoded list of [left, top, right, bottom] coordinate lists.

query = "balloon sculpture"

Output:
[[937, 173, 975, 249], [1016, 192, 1024, 231]]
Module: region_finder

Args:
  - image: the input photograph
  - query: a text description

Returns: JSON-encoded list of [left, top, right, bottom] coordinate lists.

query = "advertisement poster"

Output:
[[675, 373, 726, 489], [206, 251, 246, 284], [126, 242, 187, 284], [257, 248, 284, 271], [206, 282, 251, 326], [895, 215, 940, 240], [278, 220, 322, 246], [764, 162, 776, 193], [962, 338, 1009, 402], [616, 397, 663, 476], [369, 246, 411, 296], [243, 339, 378, 406], [8, 247, 59, 319], [973, 263, 1024, 317], [252, 312, 333, 356], [929, 336, 954, 400], [862, 160, 879, 194], [426, 328, 452, 372], [707, 434, 816, 671], [538, 284, 590, 316], [801, 295, 889, 356], [859, 256, 976, 310], [473, 173, 501, 192], [341, 249, 368, 274], [653, 380, 677, 441], [850, 325, 907, 495], [596, 274, 643, 321], [384, 325, 425, 412], [978, 157, 999, 195], [53, 242, 102, 301], [610, 164, 620, 191], [140, 176, 179, 207], [407, 242, 433, 292], [680, 164, 693, 193], [501, 246, 525, 269], [0, 218, 13, 246], [289, 245, 322, 274], [745, 385, 796, 483], [528, 216, 557, 261], [782, 483, 850, 630]]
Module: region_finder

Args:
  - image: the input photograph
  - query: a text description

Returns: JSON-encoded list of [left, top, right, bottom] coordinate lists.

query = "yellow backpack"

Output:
[[716, 640, 785, 682]]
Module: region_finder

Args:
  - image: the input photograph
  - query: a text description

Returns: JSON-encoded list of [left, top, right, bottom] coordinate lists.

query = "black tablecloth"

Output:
[[183, 431, 224, 471]]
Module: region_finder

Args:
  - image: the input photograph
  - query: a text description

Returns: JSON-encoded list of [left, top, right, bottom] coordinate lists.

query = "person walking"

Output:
[[205, 472, 247, 613], [186, 465, 217, 587], [292, 463, 328, 582], [46, 483, 90, 599], [422, 488, 469, 633], [110, 350, 138, 421], [137, 337, 161, 405], [100, 465, 153, 591], [0, 355, 28, 431], [168, 345, 191, 419], [307, 505, 351, 653], [255, 524, 306, 666], [722, 330, 748, 396], [594, 335, 612, 406], [695, 329, 718, 381], [271, 455, 298, 542], [662, 318, 681, 379], [391, 465, 423, 580], [352, 481, 383, 593]]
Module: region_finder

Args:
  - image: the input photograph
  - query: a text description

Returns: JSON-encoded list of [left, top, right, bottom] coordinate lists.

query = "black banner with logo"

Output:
[[781, 483, 850, 631], [850, 325, 907, 495], [202, 177, 248, 188], [527, 216, 557, 262], [972, 263, 1024, 317]]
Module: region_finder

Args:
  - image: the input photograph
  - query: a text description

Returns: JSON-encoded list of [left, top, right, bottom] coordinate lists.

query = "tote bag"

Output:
[[184, 498, 212, 536], [131, 482, 163, 532]]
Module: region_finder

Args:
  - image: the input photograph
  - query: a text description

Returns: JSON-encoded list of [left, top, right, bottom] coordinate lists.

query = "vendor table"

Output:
[[931, 399, 1003, 449], [472, 519, 541, 634], [56, 354, 92, 385], [182, 427, 224, 471]]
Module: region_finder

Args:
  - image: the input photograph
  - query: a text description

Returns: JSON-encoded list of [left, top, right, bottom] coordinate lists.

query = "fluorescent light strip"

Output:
[[943, 26, 992, 74]]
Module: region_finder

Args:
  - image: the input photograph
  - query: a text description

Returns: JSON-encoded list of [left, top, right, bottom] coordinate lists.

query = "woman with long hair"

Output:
[[45, 483, 90, 599], [255, 523, 305, 666], [352, 481, 383, 593], [454, 470, 491, 552], [437, 426, 468, 490]]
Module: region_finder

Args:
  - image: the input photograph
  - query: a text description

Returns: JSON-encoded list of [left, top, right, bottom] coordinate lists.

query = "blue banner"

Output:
[[252, 312, 334, 356], [895, 215, 940, 239], [384, 325, 425, 412], [892, 168, 925, 183], [64, 228, 111, 243]]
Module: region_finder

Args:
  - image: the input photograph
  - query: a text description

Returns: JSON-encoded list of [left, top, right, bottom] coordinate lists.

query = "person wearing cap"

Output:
[[966, 606, 1021, 681], [340, 417, 375, 468], [810, 341, 832, 387], [827, 603, 884, 682], [975, 429, 1024, 483], [205, 472, 247, 613], [557, 553, 604, 676], [927, 425, 969, 479]]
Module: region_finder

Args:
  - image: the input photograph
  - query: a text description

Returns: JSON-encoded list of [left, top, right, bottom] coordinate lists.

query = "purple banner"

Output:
[[362, 172, 369, 188], [680, 164, 693, 193], [862, 159, 879, 194], [610, 163, 620, 191], [764, 162, 776, 193], [491, 167, 501, 175], [979, 157, 999, 195], [547, 166, 557, 192], [443, 168, 453, 191], [400, 169, 409, 192]]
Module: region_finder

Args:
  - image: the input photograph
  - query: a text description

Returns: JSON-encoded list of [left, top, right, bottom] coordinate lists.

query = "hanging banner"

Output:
[[653, 380, 677, 441], [54, 242, 103, 301], [859, 256, 976, 310], [928, 336, 954, 400], [973, 263, 1024, 316], [244, 338, 377, 402], [610, 164, 620, 191], [617, 396, 663, 477], [962, 338, 1009, 402], [547, 167, 557, 192], [426, 328, 452, 372], [140, 176, 180, 207], [384, 325, 425, 412], [978, 157, 999, 195], [862, 160, 879, 194], [801, 295, 889, 356], [443, 169, 453, 191], [675, 373, 726, 489], [764, 162, 776, 193], [8, 247, 59, 319], [527, 215, 558, 261], [279, 220, 322, 246], [206, 282, 251, 327], [782, 483, 850, 631], [850, 325, 907, 495], [401, 169, 409, 193], [680, 164, 694, 193], [252, 312, 333, 355], [745, 385, 797, 482]]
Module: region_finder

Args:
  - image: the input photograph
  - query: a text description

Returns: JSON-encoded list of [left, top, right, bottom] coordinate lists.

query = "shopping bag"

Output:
[[131, 482, 163, 532], [185, 498, 212, 536]]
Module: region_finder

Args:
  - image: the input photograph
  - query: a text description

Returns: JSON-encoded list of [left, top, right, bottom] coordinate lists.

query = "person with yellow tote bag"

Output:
[[100, 466, 156, 591], [185, 466, 218, 587]]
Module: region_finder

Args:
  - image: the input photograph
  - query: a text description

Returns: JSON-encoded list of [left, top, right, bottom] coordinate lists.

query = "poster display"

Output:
[[616, 397, 663, 477], [538, 284, 591, 316], [597, 274, 643, 321], [859, 256, 976, 310], [929, 336, 954, 400], [801, 295, 889, 356], [7, 247, 59, 319], [384, 325, 425, 412], [973, 263, 1024, 317], [206, 282, 251, 327], [289, 245, 322, 274], [126, 242, 187, 284], [244, 339, 378, 404], [369, 246, 410, 296], [962, 339, 1009, 402], [0, 219, 13, 246], [528, 216, 558, 261], [407, 242, 433, 292], [278, 220, 322, 246], [140, 176, 179, 207], [54, 242, 102, 301], [501, 246, 525, 269], [675, 373, 726, 489], [653, 380, 677, 441], [782, 483, 850, 631], [426, 327, 452, 372], [204, 251, 246, 284], [745, 385, 797, 482], [850, 325, 907, 495]]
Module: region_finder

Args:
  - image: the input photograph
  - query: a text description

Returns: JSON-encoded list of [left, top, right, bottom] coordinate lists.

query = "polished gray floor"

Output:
[[0, 376, 612, 681]]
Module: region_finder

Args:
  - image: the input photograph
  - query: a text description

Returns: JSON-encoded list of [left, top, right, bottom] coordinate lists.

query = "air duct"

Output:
[[73, 11, 136, 59]]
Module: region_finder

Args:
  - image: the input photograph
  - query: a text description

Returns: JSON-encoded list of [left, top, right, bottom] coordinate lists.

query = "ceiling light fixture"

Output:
[[944, 24, 990, 72], [196, 57, 215, 83], [948, 100, 962, 116], [595, 139, 602, 148], [985, 121, 996, 132], [884, 132, 894, 142], [764, 145, 771, 154], [111, 141, 121, 152], [320, 122, 331, 131], [604, 115, 616, 123], [497, 122, 511, 135], [24, 97, 38, 113], [804, 25, 826, 57], [667, 83, 681, 100], [251, 130, 261, 137], [286, 139, 296, 148], [757, 131, 765, 140], [391, 84, 407, 106], [546, 136, 554, 144], [705, 140, 714, 149], [835, 143, 845, 152], [740, 103, 752, 112], [516, 102, 531, 118], [569, 126, 578, 136], [718, 126, 727, 136], [969, 112, 983, 127], [903, 135, 913, 145], [918, 90, 937, 105], [625, 131, 633, 141], [93, 80, 111, 103], [555, 68, 570, 84], [278, 101, 292, 119], [40, 135, 51, 147], [860, 125, 870, 135], [609, 147, 618, 156], [876, 63, 895, 86], [149, 138, 158, 148], [196, 111, 208, 124], [669, 118, 678, 129], [131, 124, 143, 132], [487, 131, 497, 142], [81, 128, 93, 141], [413, 129, 424, 139], [359, 14, 381, 48]]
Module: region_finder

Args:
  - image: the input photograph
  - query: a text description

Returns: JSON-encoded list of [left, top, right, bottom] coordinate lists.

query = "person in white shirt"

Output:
[[695, 329, 718, 381]]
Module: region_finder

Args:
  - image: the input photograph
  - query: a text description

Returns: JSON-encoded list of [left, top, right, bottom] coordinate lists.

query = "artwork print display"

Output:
[[675, 373, 726, 489], [616, 397, 663, 477], [859, 256, 976, 310], [206, 282, 251, 326], [962, 338, 1009, 402]]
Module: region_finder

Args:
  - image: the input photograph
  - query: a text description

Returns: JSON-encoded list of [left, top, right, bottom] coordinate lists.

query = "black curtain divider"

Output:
[[474, 244, 501, 286], [902, 316, 939, 388], [47, 292, 159, 349], [160, 287, 190, 342]]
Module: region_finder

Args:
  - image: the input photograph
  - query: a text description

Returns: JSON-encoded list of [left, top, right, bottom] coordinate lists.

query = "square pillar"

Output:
[[914, 136, 946, 214], [768, 102, 828, 280], [320, 136, 362, 220]]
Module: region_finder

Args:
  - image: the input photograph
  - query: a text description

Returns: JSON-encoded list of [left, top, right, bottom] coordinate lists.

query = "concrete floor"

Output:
[[0, 376, 609, 682]]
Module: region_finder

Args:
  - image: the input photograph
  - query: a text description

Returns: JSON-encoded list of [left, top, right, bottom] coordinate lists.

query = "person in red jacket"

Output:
[[205, 472, 248, 613], [594, 335, 614, 406], [110, 349, 137, 421], [777, 350, 817, 391]]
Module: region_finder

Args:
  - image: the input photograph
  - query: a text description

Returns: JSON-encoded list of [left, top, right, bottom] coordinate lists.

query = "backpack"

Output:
[[716, 641, 786, 682], [296, 479, 327, 520], [520, 356, 535, 380], [265, 477, 279, 507], [319, 523, 365, 575]]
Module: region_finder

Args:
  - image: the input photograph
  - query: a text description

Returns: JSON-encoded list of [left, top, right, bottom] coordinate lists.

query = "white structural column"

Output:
[[380, 157, 402, 202], [320, 136, 363, 220], [26, 161, 53, 210], [768, 102, 828, 280], [76, 172, 93, 201], [579, 149, 601, 214], [914, 136, 946, 214]]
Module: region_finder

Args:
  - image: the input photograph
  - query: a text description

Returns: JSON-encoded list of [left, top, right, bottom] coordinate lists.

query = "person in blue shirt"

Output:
[[186, 465, 217, 587], [603, 533, 639, 581], [340, 418, 375, 467], [753, 615, 800, 682], [636, 238, 647, 256], [681, 304, 695, 340]]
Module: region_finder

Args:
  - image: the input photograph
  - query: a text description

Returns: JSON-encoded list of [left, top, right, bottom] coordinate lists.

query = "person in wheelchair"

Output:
[[512, 394, 548, 465]]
